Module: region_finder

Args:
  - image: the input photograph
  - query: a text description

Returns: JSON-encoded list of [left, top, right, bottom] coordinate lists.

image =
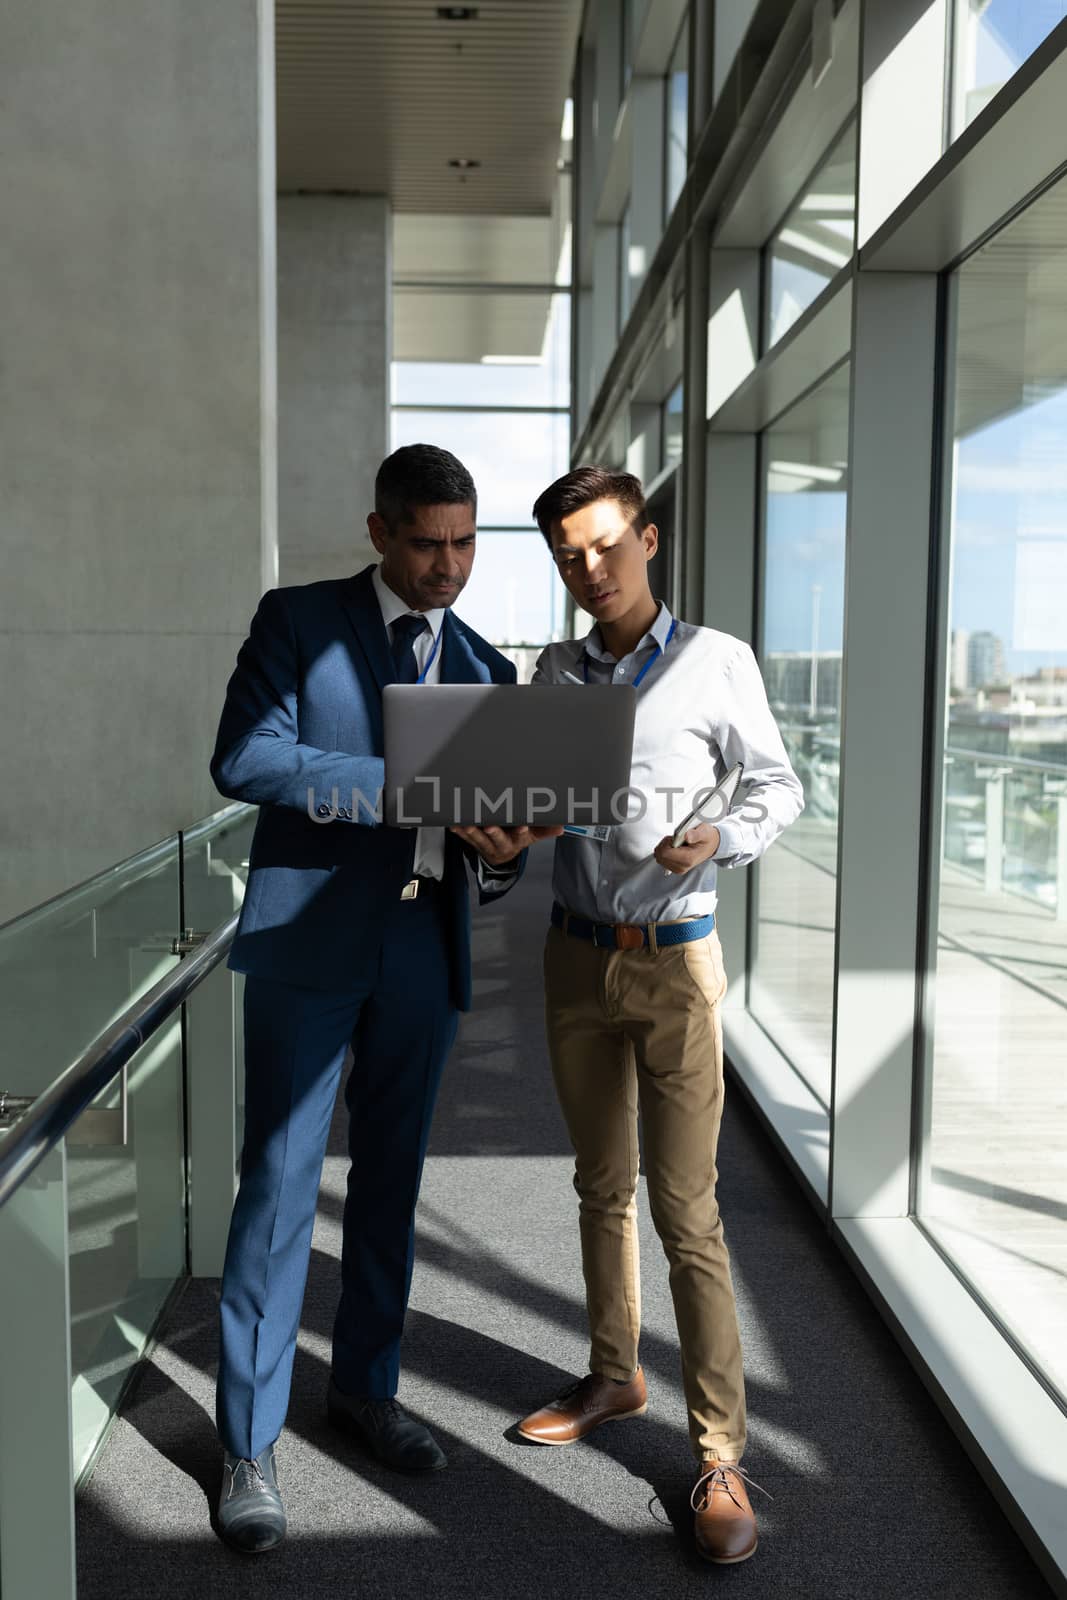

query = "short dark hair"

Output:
[[375, 444, 477, 531], [531, 465, 649, 547]]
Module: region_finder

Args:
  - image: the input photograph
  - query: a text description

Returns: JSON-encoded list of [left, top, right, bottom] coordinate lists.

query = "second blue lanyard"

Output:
[[583, 617, 677, 687]]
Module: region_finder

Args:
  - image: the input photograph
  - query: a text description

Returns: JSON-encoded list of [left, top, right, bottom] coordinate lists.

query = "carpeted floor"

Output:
[[76, 851, 1053, 1598]]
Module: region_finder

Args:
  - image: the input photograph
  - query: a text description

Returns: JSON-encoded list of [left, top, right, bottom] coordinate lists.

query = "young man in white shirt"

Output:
[[513, 465, 803, 1564]]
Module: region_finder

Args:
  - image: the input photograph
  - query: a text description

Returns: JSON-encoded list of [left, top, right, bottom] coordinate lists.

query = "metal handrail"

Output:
[[0, 801, 254, 945], [0, 834, 179, 945], [943, 745, 1067, 778], [180, 801, 254, 850], [0, 911, 239, 1210], [778, 720, 1067, 781]]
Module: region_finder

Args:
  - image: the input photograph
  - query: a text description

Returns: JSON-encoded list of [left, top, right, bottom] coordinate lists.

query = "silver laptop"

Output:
[[383, 683, 637, 826]]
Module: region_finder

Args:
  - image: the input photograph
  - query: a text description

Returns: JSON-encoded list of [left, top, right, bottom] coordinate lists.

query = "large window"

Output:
[[918, 177, 1067, 1401], [620, 0, 633, 101], [763, 122, 856, 351], [665, 12, 689, 219], [751, 365, 850, 1106], [953, 0, 1067, 133], [662, 378, 683, 469], [391, 289, 571, 647], [617, 199, 632, 333]]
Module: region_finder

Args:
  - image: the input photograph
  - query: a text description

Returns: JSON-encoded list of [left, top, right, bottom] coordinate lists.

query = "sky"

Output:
[[971, 0, 1067, 88], [762, 382, 1067, 678], [952, 391, 1067, 672]]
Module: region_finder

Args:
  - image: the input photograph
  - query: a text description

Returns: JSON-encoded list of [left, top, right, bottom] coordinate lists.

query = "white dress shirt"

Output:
[[372, 563, 513, 893], [532, 603, 804, 924], [372, 565, 446, 879]]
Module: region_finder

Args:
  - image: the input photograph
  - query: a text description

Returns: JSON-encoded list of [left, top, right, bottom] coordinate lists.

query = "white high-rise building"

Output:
[[968, 630, 1006, 687], [950, 628, 971, 690]]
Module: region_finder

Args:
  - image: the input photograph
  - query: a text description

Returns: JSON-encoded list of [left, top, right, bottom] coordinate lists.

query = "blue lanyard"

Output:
[[582, 617, 676, 687], [415, 624, 442, 685]]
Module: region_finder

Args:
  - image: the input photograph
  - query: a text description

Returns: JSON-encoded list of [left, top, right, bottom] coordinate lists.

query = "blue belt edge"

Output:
[[550, 901, 715, 949]]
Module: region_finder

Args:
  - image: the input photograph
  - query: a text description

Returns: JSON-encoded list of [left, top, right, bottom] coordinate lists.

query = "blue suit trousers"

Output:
[[216, 882, 458, 1461]]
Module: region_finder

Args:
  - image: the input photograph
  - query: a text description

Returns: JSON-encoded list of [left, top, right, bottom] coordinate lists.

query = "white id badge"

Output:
[[562, 823, 613, 841]]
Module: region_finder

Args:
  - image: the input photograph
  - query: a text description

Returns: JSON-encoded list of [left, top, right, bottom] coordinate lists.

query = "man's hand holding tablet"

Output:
[[654, 761, 744, 877], [653, 821, 721, 876]]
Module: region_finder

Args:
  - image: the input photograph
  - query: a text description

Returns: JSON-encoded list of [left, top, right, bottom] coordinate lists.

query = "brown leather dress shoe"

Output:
[[691, 1458, 768, 1564], [516, 1368, 648, 1445]]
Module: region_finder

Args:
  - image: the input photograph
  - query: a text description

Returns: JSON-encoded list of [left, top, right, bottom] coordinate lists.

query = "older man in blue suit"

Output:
[[210, 445, 551, 1553]]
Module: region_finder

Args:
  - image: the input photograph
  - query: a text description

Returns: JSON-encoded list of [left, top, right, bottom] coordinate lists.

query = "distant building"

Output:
[[950, 628, 970, 691], [763, 650, 843, 717], [967, 630, 1005, 688], [1018, 667, 1067, 706]]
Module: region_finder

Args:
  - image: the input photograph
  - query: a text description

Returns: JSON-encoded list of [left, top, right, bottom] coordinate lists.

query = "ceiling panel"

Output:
[[276, 0, 581, 214], [392, 211, 566, 284], [393, 286, 554, 360]]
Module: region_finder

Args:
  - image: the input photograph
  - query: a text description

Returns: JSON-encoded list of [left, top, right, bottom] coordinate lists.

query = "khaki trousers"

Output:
[[543, 923, 746, 1461]]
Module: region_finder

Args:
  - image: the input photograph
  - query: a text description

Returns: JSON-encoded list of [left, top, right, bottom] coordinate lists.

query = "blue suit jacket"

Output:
[[210, 564, 521, 1008]]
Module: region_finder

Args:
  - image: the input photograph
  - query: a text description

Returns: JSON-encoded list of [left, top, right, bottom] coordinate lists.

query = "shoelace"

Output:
[[360, 1398, 405, 1426], [552, 1374, 605, 1411], [229, 1457, 270, 1495], [690, 1461, 773, 1514]]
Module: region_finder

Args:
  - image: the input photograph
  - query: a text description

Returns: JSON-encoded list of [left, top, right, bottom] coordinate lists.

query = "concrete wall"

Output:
[[0, 1, 277, 923], [277, 196, 390, 588]]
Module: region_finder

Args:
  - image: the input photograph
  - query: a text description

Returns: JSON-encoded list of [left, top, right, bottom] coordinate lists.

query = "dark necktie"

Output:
[[390, 613, 429, 683]]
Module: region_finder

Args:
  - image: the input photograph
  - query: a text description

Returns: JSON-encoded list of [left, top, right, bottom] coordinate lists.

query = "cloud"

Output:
[[956, 460, 1067, 495]]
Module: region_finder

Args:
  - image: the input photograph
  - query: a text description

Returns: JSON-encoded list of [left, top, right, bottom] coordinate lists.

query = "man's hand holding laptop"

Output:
[[450, 823, 563, 867]]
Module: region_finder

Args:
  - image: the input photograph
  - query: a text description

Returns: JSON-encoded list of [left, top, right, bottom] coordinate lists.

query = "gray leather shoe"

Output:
[[327, 1379, 447, 1473], [217, 1443, 286, 1553]]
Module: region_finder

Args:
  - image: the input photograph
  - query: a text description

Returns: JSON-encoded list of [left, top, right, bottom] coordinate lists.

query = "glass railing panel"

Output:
[[943, 747, 1067, 915], [0, 837, 188, 1480], [67, 957, 187, 1479], [182, 804, 256, 1164], [0, 838, 179, 1112]]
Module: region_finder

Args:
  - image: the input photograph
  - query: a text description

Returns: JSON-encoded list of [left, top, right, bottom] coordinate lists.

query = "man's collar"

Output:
[[583, 599, 674, 661], [371, 563, 445, 637]]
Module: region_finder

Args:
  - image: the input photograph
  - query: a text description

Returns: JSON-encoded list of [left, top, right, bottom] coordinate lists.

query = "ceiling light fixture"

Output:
[[436, 6, 479, 18], [448, 158, 481, 170]]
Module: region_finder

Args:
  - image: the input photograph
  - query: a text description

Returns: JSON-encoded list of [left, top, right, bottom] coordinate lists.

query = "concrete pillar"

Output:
[[704, 431, 759, 1002], [573, 35, 598, 439], [0, 0, 278, 924], [628, 76, 665, 305], [831, 273, 939, 1220], [592, 0, 622, 202], [592, 224, 621, 395], [277, 196, 390, 587], [857, 0, 950, 245], [626, 402, 661, 482], [706, 249, 761, 420], [680, 3, 714, 622], [713, 0, 762, 106]]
